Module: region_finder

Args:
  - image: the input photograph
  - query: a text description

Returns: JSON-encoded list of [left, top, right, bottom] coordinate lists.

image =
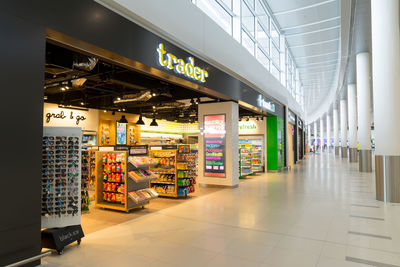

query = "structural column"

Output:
[[356, 52, 373, 172], [371, 0, 400, 202], [348, 84, 358, 162], [314, 121, 318, 151], [320, 117, 324, 152], [333, 108, 340, 155], [198, 101, 239, 187], [307, 124, 311, 153], [326, 114, 331, 152], [340, 99, 348, 157]]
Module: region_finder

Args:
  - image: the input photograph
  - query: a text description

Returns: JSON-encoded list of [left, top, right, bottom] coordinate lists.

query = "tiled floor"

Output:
[[41, 152, 400, 267]]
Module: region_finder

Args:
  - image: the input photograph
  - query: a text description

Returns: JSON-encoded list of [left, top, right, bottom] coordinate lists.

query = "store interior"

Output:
[[42, 41, 265, 235]]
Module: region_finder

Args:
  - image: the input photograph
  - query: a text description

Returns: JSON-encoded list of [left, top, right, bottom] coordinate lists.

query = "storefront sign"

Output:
[[257, 95, 276, 113], [298, 120, 303, 129], [157, 43, 208, 83], [288, 111, 296, 125], [239, 121, 256, 130], [45, 110, 86, 125], [204, 114, 226, 177]]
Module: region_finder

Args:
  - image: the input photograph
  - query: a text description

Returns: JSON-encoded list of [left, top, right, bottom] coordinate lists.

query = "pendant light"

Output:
[[150, 115, 158, 126], [118, 115, 128, 124], [136, 115, 145, 125]]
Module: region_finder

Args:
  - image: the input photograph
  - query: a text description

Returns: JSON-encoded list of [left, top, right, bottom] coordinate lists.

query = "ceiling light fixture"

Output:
[[80, 102, 84, 106], [118, 115, 128, 123], [136, 115, 145, 125], [150, 117, 158, 127]]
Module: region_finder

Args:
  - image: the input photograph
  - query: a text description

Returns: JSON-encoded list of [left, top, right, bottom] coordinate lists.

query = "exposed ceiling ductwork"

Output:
[[72, 55, 98, 71]]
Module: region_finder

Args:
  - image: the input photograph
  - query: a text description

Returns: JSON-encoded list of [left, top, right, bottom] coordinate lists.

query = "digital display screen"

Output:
[[204, 114, 226, 177], [116, 122, 127, 145]]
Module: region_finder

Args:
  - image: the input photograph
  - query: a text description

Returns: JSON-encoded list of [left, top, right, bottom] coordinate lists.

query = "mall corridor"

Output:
[[41, 153, 400, 267]]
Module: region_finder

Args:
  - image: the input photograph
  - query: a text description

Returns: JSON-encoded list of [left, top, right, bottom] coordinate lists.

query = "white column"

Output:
[[340, 99, 348, 157], [348, 84, 358, 162], [307, 124, 311, 152], [371, 0, 400, 202], [326, 115, 331, 151], [333, 108, 340, 155], [356, 52, 373, 171], [314, 121, 318, 151], [320, 118, 324, 151], [198, 101, 238, 187]]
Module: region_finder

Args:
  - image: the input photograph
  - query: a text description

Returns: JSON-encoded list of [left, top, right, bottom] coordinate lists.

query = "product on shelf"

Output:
[[99, 152, 126, 205], [96, 149, 159, 211], [128, 156, 158, 167]]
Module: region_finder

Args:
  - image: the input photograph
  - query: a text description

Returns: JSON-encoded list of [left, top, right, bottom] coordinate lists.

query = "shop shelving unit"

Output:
[[251, 145, 263, 173], [239, 148, 253, 178], [95, 150, 158, 212], [149, 150, 178, 197], [176, 148, 197, 196]]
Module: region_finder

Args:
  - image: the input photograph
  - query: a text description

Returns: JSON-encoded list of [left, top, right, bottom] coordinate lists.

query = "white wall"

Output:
[[43, 103, 99, 131], [96, 0, 303, 118]]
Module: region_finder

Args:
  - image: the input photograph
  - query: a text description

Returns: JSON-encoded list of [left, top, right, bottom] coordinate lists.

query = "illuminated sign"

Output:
[[204, 114, 226, 178], [239, 121, 256, 130], [157, 43, 208, 83], [288, 111, 296, 124], [257, 95, 275, 112]]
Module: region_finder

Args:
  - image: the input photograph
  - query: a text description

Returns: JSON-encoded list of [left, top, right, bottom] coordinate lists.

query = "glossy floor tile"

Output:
[[41, 152, 400, 267]]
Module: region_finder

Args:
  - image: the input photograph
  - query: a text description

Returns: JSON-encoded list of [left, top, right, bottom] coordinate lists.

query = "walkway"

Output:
[[42, 152, 400, 267]]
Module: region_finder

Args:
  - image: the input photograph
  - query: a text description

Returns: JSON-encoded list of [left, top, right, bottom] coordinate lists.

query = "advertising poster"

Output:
[[116, 122, 127, 145], [204, 114, 226, 177]]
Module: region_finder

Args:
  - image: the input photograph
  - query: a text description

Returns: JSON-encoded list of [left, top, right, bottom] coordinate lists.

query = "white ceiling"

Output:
[[264, 0, 341, 114]]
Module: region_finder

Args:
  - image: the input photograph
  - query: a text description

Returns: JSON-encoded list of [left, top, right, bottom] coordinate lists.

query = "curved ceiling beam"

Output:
[[281, 16, 340, 31], [274, 0, 337, 16]]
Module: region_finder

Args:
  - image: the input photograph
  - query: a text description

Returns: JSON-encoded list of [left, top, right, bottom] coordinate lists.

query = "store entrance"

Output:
[[42, 40, 223, 235]]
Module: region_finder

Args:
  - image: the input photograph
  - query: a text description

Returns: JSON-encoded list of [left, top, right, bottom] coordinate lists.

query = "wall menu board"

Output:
[[204, 114, 226, 177]]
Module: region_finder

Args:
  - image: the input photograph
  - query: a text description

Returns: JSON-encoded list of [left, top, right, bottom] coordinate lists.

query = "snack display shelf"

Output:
[[150, 181, 175, 185], [95, 149, 158, 212], [128, 173, 157, 183], [157, 193, 178, 197]]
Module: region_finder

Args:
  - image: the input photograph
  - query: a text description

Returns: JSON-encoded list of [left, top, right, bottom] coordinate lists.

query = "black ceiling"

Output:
[[44, 42, 262, 122]]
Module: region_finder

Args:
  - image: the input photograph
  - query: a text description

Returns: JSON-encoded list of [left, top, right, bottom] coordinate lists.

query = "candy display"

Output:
[[128, 169, 157, 182], [176, 148, 197, 196], [95, 149, 158, 211], [128, 156, 158, 168], [150, 147, 197, 197], [128, 188, 158, 204], [96, 152, 127, 207], [150, 150, 177, 196]]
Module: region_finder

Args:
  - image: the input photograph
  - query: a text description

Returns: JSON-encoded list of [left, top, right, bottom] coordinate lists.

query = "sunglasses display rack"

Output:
[[95, 149, 159, 212], [81, 150, 90, 212], [41, 127, 82, 229]]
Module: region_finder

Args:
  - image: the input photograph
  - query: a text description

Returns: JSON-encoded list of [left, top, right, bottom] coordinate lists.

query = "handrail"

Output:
[[5, 251, 51, 267]]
